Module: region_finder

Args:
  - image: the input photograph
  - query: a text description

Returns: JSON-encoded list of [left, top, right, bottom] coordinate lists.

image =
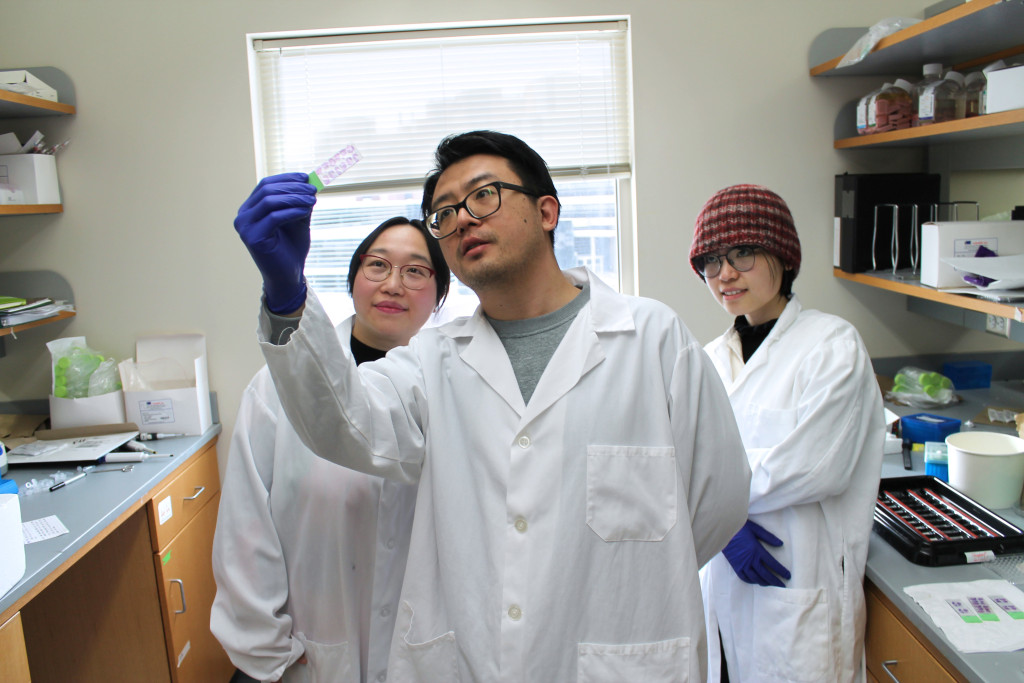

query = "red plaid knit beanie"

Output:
[[690, 184, 801, 280]]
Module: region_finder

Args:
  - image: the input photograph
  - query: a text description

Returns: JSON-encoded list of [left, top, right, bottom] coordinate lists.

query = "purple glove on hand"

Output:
[[722, 519, 791, 588], [234, 172, 317, 314]]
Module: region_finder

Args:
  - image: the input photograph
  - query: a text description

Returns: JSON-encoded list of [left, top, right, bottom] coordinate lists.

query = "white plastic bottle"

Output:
[[913, 63, 944, 127], [964, 71, 985, 117], [918, 70, 965, 126], [873, 78, 915, 132]]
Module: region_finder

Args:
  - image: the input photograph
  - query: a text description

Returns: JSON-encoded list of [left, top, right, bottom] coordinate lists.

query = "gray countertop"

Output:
[[0, 425, 221, 619], [872, 380, 1024, 683]]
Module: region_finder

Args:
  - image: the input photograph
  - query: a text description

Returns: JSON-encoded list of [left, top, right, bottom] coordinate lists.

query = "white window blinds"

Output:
[[251, 20, 632, 189]]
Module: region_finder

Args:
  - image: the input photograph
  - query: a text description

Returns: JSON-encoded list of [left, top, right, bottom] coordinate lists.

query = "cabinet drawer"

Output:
[[149, 443, 220, 552], [1, 612, 31, 683], [865, 583, 961, 683]]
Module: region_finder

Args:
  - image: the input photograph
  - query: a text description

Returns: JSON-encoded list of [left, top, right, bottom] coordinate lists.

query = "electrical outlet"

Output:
[[986, 314, 1011, 338]]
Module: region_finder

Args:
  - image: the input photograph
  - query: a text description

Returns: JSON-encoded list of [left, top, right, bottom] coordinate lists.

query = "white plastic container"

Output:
[[946, 431, 1024, 509]]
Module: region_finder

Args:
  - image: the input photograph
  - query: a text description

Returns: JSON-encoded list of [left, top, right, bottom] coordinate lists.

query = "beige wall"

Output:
[[1, 0, 1019, 470]]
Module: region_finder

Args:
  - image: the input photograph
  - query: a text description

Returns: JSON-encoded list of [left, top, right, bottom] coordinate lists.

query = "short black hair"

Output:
[[421, 130, 560, 245], [347, 216, 450, 308]]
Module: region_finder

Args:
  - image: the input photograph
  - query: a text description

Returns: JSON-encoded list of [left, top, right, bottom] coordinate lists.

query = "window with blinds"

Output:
[[248, 19, 634, 321]]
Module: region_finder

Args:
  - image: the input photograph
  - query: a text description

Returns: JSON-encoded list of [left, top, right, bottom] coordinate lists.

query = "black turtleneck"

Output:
[[350, 333, 387, 366], [734, 316, 778, 363]]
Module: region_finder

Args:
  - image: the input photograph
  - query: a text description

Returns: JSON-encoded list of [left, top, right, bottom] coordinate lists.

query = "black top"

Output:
[[734, 316, 778, 363], [350, 333, 387, 366]]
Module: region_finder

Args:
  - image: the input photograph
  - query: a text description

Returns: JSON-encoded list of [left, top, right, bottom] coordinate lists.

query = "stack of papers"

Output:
[[0, 298, 71, 327], [941, 254, 1024, 300]]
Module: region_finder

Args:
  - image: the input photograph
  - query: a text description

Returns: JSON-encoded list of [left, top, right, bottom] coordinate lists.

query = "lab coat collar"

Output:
[[719, 295, 804, 388], [439, 267, 631, 418]]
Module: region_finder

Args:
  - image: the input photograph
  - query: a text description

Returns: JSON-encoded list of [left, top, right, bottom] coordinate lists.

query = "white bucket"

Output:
[[946, 431, 1024, 509]]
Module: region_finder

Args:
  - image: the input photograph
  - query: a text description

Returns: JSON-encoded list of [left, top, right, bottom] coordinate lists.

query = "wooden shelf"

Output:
[[0, 204, 63, 216], [833, 268, 1022, 319], [809, 0, 1024, 77], [0, 89, 75, 117], [834, 108, 1024, 149], [0, 309, 75, 337]]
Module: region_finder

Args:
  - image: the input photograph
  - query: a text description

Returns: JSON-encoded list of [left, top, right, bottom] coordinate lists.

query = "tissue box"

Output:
[[920, 220, 1024, 288], [0, 154, 60, 204], [49, 390, 127, 430], [986, 64, 1024, 114], [0, 70, 57, 102], [0, 491, 25, 599], [120, 334, 211, 436]]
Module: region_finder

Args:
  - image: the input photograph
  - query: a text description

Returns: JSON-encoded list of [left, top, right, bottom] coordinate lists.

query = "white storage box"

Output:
[[0, 70, 57, 102], [120, 334, 212, 436], [0, 493, 25, 599], [986, 64, 1024, 114], [920, 221, 1024, 288], [49, 390, 127, 430], [0, 154, 60, 204]]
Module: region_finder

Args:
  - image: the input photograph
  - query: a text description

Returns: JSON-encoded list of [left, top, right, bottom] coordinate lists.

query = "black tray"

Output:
[[873, 475, 1024, 566]]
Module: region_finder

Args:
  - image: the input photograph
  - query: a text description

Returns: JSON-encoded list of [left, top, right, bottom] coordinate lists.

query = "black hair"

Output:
[[421, 130, 561, 245], [347, 216, 450, 308]]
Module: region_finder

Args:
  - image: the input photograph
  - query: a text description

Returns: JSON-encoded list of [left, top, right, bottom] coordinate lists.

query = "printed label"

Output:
[[158, 495, 173, 525], [952, 237, 998, 259]]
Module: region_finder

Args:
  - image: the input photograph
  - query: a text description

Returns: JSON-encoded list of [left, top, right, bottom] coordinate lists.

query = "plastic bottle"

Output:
[[873, 78, 914, 132], [964, 71, 985, 117], [912, 63, 944, 127], [918, 70, 965, 126], [858, 82, 890, 135]]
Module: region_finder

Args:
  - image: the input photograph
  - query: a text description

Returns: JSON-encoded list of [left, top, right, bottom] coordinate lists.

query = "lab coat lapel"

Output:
[[522, 269, 633, 423], [724, 296, 803, 394], [453, 311, 527, 415]]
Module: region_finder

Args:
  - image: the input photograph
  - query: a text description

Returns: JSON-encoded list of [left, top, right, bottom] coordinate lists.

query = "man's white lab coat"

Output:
[[700, 296, 884, 683], [212, 317, 416, 683], [259, 268, 751, 682]]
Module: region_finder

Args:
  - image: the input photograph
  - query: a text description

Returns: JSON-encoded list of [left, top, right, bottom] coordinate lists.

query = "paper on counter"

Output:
[[22, 515, 69, 544], [904, 579, 1024, 652]]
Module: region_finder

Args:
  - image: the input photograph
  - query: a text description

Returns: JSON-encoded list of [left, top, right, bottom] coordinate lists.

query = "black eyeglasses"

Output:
[[358, 254, 435, 290], [426, 181, 538, 239], [698, 245, 761, 279]]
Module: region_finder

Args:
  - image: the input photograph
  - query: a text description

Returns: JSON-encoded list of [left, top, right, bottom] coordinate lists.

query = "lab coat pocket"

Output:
[[292, 633, 354, 683], [577, 636, 691, 682], [586, 445, 677, 542], [752, 587, 830, 682], [389, 601, 461, 682]]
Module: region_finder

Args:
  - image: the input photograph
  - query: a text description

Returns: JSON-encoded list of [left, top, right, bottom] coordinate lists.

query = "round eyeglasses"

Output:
[[698, 245, 761, 279], [426, 181, 538, 239], [358, 254, 435, 290]]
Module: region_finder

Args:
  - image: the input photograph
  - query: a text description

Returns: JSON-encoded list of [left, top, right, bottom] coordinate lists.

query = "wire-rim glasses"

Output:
[[358, 254, 436, 290], [698, 245, 761, 279], [427, 181, 538, 239]]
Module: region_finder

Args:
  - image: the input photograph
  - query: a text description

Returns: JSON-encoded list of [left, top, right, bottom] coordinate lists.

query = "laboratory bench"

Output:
[[0, 424, 234, 682], [869, 379, 1024, 683]]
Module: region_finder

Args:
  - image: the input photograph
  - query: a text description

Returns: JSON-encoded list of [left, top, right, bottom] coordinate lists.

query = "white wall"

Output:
[[1, 0, 1019, 472]]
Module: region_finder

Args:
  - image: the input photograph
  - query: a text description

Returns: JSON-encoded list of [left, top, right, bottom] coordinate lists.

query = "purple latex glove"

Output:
[[234, 172, 317, 314], [722, 519, 792, 588]]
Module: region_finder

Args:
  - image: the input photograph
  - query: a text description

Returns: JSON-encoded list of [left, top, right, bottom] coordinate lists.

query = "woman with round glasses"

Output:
[[689, 185, 884, 683], [212, 216, 450, 683]]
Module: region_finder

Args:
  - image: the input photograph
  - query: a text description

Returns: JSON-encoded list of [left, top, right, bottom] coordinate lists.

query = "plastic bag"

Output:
[[885, 366, 955, 408], [837, 17, 921, 69], [46, 336, 122, 398]]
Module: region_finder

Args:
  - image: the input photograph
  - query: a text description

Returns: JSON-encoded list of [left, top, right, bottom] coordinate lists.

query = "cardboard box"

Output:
[[49, 390, 127, 430], [921, 220, 1024, 288], [0, 70, 57, 102], [120, 334, 212, 436], [0, 154, 60, 204], [986, 64, 1024, 114]]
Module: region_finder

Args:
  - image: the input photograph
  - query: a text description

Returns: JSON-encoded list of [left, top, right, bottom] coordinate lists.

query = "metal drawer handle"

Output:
[[183, 485, 206, 501], [170, 578, 187, 614], [881, 659, 901, 683]]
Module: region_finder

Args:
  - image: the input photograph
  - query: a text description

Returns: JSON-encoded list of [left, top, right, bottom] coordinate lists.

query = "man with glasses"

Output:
[[234, 130, 751, 681]]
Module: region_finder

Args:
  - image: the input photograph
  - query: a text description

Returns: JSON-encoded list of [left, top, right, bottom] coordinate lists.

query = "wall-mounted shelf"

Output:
[[0, 204, 63, 216], [0, 310, 76, 337], [0, 89, 75, 117], [834, 108, 1024, 149], [0, 270, 75, 357], [833, 268, 1022, 319]]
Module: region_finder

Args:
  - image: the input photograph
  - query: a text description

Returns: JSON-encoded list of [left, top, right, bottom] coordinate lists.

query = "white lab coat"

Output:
[[258, 267, 751, 683], [211, 317, 416, 683], [700, 296, 885, 683]]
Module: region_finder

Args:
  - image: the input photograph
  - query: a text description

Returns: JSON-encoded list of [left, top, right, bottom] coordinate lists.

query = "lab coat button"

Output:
[[377, 670, 387, 682], [517, 435, 530, 448], [381, 605, 391, 618], [508, 604, 522, 620], [386, 538, 396, 549], [514, 517, 528, 533]]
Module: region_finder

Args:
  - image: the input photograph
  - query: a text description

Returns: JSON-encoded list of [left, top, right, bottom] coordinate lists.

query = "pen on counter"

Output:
[[104, 452, 174, 463], [50, 471, 87, 491], [137, 433, 186, 441]]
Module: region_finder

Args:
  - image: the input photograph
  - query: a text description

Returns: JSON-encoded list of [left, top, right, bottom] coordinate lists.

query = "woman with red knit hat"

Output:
[[690, 184, 885, 683]]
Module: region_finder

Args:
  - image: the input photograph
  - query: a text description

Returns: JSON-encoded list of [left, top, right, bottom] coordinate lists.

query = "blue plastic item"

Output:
[[900, 413, 961, 446], [0, 477, 17, 495], [923, 441, 949, 482], [942, 361, 992, 390]]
